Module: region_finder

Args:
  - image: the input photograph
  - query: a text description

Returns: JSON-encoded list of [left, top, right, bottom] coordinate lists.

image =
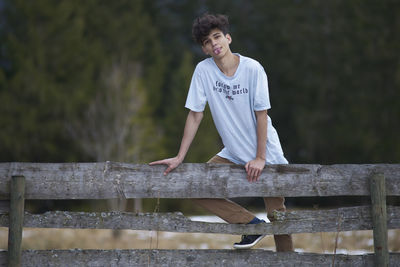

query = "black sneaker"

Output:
[[233, 234, 266, 249]]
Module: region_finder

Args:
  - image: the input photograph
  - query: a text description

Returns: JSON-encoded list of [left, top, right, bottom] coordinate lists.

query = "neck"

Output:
[[214, 51, 239, 77]]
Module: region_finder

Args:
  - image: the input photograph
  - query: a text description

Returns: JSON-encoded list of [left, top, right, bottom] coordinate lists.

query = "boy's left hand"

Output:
[[245, 157, 265, 182]]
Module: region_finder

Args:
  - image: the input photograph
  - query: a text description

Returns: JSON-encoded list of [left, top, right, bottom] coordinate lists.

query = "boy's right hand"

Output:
[[149, 156, 183, 176]]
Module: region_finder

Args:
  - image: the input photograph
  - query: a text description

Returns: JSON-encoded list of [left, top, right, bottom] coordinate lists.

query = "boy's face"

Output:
[[201, 28, 232, 59]]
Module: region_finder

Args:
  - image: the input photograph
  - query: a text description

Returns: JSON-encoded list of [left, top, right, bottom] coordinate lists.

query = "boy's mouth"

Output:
[[213, 48, 221, 55]]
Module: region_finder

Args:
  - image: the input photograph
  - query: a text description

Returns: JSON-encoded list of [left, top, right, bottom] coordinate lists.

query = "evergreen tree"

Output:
[[0, 0, 165, 162], [203, 0, 400, 163]]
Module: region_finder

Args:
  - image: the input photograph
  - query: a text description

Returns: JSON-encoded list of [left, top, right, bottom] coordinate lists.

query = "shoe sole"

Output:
[[233, 235, 266, 249]]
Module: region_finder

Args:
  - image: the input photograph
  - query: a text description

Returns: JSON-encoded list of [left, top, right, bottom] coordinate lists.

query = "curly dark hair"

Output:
[[192, 13, 230, 45]]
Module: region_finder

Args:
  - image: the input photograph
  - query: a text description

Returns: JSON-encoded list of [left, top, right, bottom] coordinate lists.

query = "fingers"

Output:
[[247, 167, 255, 182], [246, 165, 262, 182], [245, 158, 265, 182], [150, 161, 175, 176], [164, 166, 173, 176], [150, 157, 181, 176], [246, 168, 253, 181], [149, 159, 166, 165]]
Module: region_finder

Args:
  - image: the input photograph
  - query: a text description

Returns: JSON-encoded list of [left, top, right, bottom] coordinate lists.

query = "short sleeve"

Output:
[[254, 64, 271, 111], [185, 65, 207, 112]]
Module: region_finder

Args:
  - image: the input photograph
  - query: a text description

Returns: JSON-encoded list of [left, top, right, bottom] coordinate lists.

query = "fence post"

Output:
[[8, 175, 25, 267], [370, 172, 389, 267]]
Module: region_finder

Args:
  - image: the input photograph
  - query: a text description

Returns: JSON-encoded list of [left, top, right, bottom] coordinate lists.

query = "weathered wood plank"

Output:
[[8, 175, 25, 267], [370, 173, 389, 266], [1, 162, 400, 199], [0, 249, 399, 267], [0, 200, 9, 213], [1, 206, 399, 235]]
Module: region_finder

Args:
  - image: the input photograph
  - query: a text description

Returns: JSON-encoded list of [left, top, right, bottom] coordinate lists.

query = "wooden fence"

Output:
[[0, 162, 400, 266]]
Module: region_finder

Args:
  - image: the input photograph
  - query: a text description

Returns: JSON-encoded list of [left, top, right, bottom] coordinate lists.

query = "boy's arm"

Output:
[[149, 110, 203, 175], [245, 110, 268, 182]]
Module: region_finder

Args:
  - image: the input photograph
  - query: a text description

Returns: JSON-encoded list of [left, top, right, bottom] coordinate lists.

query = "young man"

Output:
[[150, 13, 293, 251]]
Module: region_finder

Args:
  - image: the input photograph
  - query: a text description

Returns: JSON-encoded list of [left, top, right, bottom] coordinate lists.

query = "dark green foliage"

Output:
[[0, 0, 165, 162], [1, 0, 399, 212], [195, 0, 400, 164]]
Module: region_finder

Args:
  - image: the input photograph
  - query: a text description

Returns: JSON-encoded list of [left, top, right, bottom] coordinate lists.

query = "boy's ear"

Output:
[[226, 33, 232, 44]]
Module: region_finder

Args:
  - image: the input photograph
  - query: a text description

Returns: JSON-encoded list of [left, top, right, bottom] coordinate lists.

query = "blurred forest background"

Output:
[[0, 0, 399, 213]]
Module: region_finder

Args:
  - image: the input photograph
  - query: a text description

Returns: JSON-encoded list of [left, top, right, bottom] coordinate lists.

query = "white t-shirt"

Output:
[[185, 54, 288, 165]]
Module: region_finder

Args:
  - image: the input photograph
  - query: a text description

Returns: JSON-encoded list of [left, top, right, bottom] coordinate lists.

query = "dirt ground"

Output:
[[1, 227, 399, 254]]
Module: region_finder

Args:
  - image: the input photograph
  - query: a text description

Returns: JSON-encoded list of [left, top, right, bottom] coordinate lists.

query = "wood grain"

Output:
[[1, 162, 400, 199]]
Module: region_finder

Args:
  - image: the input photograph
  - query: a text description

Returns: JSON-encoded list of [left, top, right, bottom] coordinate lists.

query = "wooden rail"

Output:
[[1, 206, 400, 235], [1, 162, 400, 199], [0, 162, 399, 266], [0, 250, 400, 267]]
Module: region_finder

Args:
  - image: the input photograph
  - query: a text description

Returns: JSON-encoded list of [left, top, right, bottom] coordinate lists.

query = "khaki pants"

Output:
[[192, 155, 294, 252]]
